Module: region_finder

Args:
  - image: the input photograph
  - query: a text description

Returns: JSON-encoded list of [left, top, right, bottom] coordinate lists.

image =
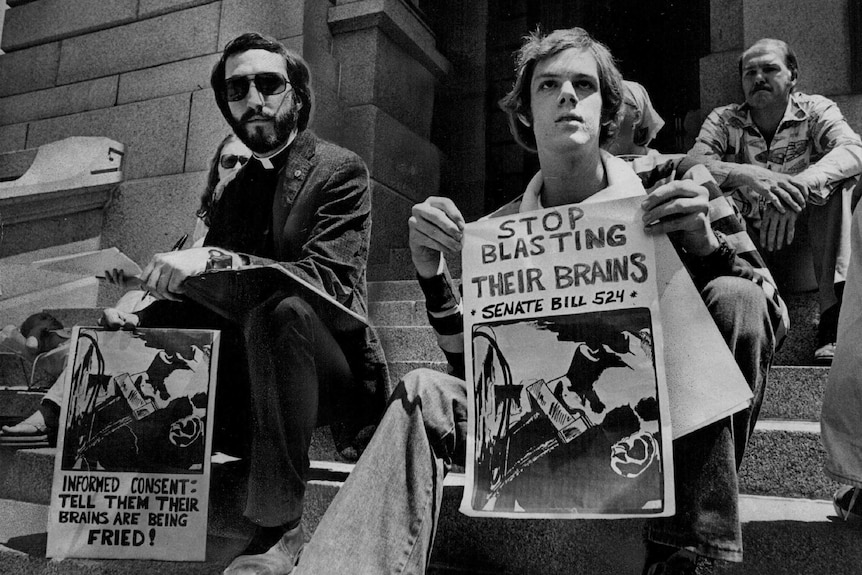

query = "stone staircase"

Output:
[[1, 280, 861, 573]]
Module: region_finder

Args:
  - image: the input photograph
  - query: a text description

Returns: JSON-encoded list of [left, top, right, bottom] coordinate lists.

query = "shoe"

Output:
[[223, 524, 304, 575], [0, 405, 57, 449], [814, 342, 836, 365], [833, 485, 862, 522], [643, 543, 714, 575]]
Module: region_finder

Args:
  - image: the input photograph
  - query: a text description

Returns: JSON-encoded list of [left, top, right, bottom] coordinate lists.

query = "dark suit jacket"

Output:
[[142, 130, 389, 456]]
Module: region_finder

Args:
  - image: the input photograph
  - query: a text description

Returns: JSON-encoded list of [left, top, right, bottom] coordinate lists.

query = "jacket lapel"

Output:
[[279, 131, 317, 207]]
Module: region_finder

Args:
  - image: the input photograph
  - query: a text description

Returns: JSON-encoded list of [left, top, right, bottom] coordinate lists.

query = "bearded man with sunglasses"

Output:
[[100, 32, 388, 575]]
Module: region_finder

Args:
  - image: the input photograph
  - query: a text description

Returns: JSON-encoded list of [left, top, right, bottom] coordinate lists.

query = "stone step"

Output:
[[761, 365, 827, 420], [0, 485, 855, 574], [0, 421, 833, 507]]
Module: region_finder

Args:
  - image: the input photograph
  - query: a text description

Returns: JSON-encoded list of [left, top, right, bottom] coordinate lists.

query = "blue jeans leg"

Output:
[[645, 276, 775, 562], [294, 369, 467, 575]]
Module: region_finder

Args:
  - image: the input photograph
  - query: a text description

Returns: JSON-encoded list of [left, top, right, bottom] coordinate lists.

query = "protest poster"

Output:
[[46, 326, 220, 561], [460, 195, 674, 519]]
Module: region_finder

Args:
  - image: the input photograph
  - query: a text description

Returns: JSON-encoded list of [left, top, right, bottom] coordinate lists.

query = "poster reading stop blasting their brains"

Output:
[[460, 195, 675, 519], [47, 327, 220, 561]]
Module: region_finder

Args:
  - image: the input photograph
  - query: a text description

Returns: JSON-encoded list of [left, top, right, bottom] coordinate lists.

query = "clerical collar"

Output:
[[254, 128, 298, 170]]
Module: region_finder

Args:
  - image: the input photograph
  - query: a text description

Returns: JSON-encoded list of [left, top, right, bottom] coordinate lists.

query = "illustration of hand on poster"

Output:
[[460, 196, 675, 519], [46, 327, 220, 561]]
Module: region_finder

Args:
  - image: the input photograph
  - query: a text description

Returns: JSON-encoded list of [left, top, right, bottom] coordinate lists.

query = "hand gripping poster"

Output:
[[460, 196, 674, 519], [46, 327, 219, 561]]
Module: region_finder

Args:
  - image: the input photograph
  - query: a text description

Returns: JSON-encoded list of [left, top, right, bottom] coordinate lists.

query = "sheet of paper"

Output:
[[33, 248, 143, 278], [47, 327, 220, 561], [459, 196, 675, 519]]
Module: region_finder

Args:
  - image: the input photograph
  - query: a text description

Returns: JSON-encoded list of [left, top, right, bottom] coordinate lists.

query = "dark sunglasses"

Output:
[[219, 154, 250, 169], [224, 73, 290, 102]]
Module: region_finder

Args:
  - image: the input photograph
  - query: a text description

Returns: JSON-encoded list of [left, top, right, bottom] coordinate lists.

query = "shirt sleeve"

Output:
[[686, 108, 737, 186], [416, 264, 465, 379], [794, 98, 862, 205]]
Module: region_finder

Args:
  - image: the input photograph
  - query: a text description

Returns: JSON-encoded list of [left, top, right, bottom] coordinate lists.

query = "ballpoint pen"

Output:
[[140, 233, 189, 301]]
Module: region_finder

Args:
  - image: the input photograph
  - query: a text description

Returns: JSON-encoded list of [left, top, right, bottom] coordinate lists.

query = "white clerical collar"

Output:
[[519, 150, 645, 213], [254, 128, 298, 170]]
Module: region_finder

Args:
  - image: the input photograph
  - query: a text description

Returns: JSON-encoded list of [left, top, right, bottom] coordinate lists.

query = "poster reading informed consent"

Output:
[[460, 195, 674, 519], [47, 327, 220, 561]]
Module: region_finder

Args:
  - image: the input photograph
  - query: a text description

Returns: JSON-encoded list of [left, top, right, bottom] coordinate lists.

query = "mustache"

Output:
[[239, 110, 274, 123]]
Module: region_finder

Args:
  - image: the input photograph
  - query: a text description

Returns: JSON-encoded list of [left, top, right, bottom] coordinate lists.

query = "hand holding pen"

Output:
[[140, 233, 189, 301]]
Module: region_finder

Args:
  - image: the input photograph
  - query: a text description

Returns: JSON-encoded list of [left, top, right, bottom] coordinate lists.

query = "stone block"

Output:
[[26, 94, 189, 180], [0, 76, 117, 126], [832, 94, 862, 135], [368, 181, 411, 264], [0, 124, 28, 153], [743, 0, 851, 96], [1, 0, 137, 51], [341, 105, 441, 203], [309, 83, 343, 144], [101, 172, 207, 267], [710, 0, 743, 52], [138, 0, 215, 18], [56, 3, 220, 85], [300, 0, 340, 101], [0, 42, 60, 98], [217, 0, 304, 50], [186, 88, 232, 174], [442, 148, 484, 189], [699, 50, 743, 114], [118, 53, 220, 105], [328, 0, 449, 79], [334, 27, 436, 138], [0, 149, 36, 181], [434, 93, 486, 150]]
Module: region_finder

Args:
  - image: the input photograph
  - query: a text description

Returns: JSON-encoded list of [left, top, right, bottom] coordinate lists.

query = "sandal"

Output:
[[0, 405, 57, 448]]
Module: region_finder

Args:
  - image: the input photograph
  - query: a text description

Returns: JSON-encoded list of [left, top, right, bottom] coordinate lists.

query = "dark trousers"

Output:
[[141, 293, 351, 527]]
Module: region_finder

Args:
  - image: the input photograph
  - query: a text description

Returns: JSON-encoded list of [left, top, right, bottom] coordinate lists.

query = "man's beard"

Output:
[[231, 105, 298, 154]]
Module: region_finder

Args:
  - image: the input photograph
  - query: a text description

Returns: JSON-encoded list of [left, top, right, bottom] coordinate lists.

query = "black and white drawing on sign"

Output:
[[60, 328, 216, 474], [469, 307, 665, 515]]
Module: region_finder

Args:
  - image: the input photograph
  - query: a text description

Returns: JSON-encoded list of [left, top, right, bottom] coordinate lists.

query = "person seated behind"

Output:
[[288, 27, 784, 575], [0, 312, 70, 447], [605, 79, 666, 158], [193, 133, 252, 246], [688, 38, 862, 364]]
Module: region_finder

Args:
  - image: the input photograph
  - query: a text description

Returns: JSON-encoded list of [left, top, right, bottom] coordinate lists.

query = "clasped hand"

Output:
[[731, 164, 809, 213]]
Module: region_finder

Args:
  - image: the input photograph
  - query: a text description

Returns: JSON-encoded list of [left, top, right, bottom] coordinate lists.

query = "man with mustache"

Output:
[[100, 32, 388, 575], [689, 38, 862, 364]]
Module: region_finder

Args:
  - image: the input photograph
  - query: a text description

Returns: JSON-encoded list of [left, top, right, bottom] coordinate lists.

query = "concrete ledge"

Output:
[[328, 0, 450, 78], [0, 137, 124, 256]]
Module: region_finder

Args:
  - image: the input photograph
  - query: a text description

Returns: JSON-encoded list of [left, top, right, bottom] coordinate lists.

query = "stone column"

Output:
[[328, 0, 450, 278]]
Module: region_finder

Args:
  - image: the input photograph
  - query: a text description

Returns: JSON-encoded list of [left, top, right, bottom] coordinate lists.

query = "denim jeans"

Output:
[[294, 276, 774, 572]]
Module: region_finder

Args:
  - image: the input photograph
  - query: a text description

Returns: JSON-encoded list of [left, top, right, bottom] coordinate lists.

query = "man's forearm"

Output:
[[795, 144, 862, 204]]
